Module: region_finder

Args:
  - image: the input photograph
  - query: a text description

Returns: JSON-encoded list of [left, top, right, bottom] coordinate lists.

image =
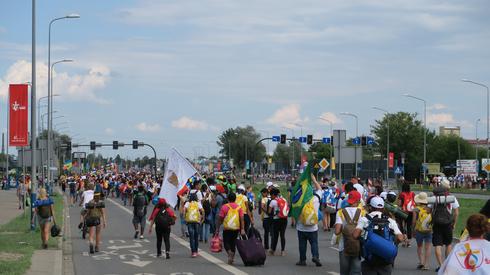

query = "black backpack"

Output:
[[432, 187, 453, 226], [133, 194, 147, 217], [155, 208, 174, 228], [202, 196, 212, 216]]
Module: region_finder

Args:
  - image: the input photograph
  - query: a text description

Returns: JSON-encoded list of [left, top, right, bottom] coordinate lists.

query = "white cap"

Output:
[[370, 196, 385, 208], [380, 191, 387, 200], [209, 185, 216, 191], [238, 184, 246, 191], [353, 183, 364, 195], [266, 182, 273, 188], [388, 191, 397, 196], [81, 176, 87, 180]]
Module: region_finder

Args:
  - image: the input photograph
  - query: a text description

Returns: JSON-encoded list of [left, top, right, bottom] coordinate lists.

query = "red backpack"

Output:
[[402, 192, 415, 212], [276, 197, 290, 219]]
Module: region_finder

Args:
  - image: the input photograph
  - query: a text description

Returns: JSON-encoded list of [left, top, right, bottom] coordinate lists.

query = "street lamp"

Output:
[[403, 93, 427, 184], [372, 107, 390, 183], [318, 116, 334, 178], [37, 94, 59, 134], [47, 59, 73, 191], [476, 118, 481, 162], [462, 79, 489, 182], [41, 111, 58, 132], [340, 112, 359, 177]]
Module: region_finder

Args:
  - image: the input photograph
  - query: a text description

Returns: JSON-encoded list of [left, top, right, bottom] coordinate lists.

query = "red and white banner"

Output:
[[9, 84, 29, 147], [388, 152, 394, 168]]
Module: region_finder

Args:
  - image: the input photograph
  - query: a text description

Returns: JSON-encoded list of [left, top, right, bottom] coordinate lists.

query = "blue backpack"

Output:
[[361, 215, 398, 266]]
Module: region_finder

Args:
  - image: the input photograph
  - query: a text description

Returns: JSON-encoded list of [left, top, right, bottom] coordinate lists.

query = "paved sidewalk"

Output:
[[25, 250, 62, 275], [0, 189, 23, 226]]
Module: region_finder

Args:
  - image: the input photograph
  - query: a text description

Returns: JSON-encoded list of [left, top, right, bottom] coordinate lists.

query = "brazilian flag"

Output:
[[291, 163, 314, 220]]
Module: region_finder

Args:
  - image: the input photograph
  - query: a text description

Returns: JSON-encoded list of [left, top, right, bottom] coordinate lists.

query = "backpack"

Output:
[[415, 206, 432, 233], [342, 208, 361, 257], [38, 205, 51, 219], [202, 194, 212, 217], [276, 197, 290, 219], [133, 194, 147, 217], [300, 198, 318, 226], [361, 215, 398, 266], [155, 208, 175, 228], [223, 204, 240, 230], [185, 201, 201, 223], [236, 194, 248, 213], [401, 192, 415, 212]]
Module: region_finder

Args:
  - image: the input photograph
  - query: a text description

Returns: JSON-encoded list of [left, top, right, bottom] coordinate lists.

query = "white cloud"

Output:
[[412, 13, 460, 31], [171, 116, 208, 130], [104, 128, 114, 135], [318, 112, 342, 124], [266, 104, 308, 127], [429, 103, 448, 110], [428, 113, 455, 125], [136, 122, 161, 132], [0, 60, 111, 103]]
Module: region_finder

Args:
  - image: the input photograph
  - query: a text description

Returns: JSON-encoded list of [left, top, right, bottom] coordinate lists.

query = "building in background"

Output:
[[439, 126, 461, 137]]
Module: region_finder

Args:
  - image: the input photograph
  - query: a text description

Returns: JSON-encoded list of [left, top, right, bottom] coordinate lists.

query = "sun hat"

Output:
[[441, 179, 450, 189], [414, 192, 429, 204], [266, 182, 273, 188], [370, 196, 385, 209]]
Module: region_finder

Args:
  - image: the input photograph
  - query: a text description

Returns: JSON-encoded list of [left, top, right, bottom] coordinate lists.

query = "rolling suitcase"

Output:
[[236, 234, 266, 266]]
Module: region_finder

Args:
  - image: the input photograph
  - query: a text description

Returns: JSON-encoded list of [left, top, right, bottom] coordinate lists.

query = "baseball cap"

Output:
[[347, 190, 361, 205], [380, 191, 388, 200], [370, 196, 385, 209], [353, 183, 364, 195], [238, 184, 246, 191], [266, 182, 273, 188]]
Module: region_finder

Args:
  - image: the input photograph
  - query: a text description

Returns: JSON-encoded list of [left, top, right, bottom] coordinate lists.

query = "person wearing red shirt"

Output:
[[216, 193, 245, 265], [148, 198, 176, 259]]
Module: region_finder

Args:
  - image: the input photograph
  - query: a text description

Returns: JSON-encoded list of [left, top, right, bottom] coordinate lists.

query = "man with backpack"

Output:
[[132, 185, 148, 239], [431, 180, 459, 272], [216, 192, 245, 265], [268, 188, 289, 256], [183, 193, 204, 257], [259, 187, 273, 251], [412, 192, 432, 270], [398, 183, 416, 247], [148, 198, 176, 259], [335, 190, 365, 275], [236, 185, 254, 232], [353, 196, 404, 275]]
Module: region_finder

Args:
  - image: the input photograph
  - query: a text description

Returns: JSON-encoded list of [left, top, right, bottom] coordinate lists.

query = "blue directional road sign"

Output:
[[367, 136, 375, 145], [299, 137, 307, 143], [272, 136, 280, 142], [353, 137, 361, 145], [322, 137, 331, 144], [394, 166, 404, 175]]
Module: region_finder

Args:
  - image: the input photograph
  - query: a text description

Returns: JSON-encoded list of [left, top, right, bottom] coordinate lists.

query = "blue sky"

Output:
[[1, 0, 489, 159]]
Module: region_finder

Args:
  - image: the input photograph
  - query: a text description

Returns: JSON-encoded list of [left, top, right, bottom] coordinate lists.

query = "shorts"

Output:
[[86, 217, 101, 227], [70, 191, 76, 198], [432, 224, 453, 246], [132, 215, 146, 226], [415, 231, 432, 245], [38, 215, 52, 226], [80, 209, 87, 216]]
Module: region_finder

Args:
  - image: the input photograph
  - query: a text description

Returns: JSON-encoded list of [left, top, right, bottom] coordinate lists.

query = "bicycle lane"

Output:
[[68, 196, 247, 275]]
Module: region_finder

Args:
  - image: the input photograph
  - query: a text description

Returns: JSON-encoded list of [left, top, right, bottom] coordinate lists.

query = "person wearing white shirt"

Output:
[[78, 183, 95, 229]]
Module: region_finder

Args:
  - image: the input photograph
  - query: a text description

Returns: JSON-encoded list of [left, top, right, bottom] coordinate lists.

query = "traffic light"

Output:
[[307, 134, 313, 145], [66, 142, 71, 151], [280, 134, 286, 144], [361, 136, 367, 146], [132, 140, 139, 149], [113, 141, 118, 150], [90, 141, 96, 150]]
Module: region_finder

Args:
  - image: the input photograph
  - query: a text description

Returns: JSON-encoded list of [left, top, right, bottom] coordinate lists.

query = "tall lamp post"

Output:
[[30, 0, 37, 230], [462, 79, 489, 183], [38, 94, 59, 134], [47, 59, 73, 193], [403, 93, 427, 184], [318, 117, 333, 178], [476, 118, 481, 162], [340, 112, 359, 177], [372, 107, 390, 183]]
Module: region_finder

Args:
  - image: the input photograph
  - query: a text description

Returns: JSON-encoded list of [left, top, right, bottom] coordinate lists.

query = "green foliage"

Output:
[[217, 126, 266, 169], [428, 134, 475, 167], [272, 140, 307, 172]]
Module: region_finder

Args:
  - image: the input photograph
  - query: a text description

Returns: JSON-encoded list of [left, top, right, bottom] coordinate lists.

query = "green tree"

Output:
[[308, 142, 332, 160], [217, 126, 266, 169], [371, 112, 435, 181], [428, 135, 475, 167], [272, 140, 307, 172]]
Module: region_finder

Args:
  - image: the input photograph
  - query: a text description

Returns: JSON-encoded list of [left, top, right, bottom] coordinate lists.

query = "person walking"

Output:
[[32, 188, 55, 249], [183, 193, 204, 257], [84, 192, 106, 253], [216, 192, 245, 265], [148, 198, 176, 259], [295, 175, 323, 267], [412, 192, 432, 270], [334, 190, 364, 275], [132, 185, 148, 239], [236, 185, 254, 232], [17, 179, 27, 210], [398, 183, 415, 247], [268, 188, 289, 256], [259, 188, 273, 251]]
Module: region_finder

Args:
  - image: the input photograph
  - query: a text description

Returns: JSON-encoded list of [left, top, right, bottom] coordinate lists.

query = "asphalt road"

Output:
[[68, 195, 443, 275]]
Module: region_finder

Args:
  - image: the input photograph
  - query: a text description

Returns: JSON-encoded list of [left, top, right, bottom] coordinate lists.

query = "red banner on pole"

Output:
[[9, 84, 29, 147], [388, 152, 394, 168]]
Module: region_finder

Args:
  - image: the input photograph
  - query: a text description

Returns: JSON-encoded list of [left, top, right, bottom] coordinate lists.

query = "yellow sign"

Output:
[[331, 157, 336, 170], [425, 163, 441, 175], [319, 158, 329, 170], [314, 163, 320, 169]]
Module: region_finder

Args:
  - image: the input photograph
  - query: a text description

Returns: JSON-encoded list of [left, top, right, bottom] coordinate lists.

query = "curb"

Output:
[[61, 189, 75, 275]]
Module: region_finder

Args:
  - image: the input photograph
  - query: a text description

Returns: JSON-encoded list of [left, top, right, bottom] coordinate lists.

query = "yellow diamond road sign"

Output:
[[319, 158, 329, 170], [485, 164, 490, 173]]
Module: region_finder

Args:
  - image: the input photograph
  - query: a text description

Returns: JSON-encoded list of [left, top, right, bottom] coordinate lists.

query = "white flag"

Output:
[[159, 148, 197, 207]]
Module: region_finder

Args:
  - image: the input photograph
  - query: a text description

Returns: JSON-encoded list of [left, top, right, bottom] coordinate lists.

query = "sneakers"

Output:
[[268, 250, 275, 256], [295, 261, 306, 266], [134, 231, 139, 239], [157, 253, 162, 258], [166, 252, 170, 259], [280, 251, 286, 257], [191, 252, 197, 258], [435, 267, 440, 272], [312, 258, 322, 267], [42, 244, 48, 249], [89, 244, 94, 254], [95, 246, 99, 253], [140, 235, 144, 239]]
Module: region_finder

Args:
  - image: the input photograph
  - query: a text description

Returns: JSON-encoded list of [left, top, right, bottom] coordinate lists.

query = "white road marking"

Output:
[[129, 249, 149, 255], [107, 243, 143, 250], [82, 252, 89, 257], [107, 198, 248, 275], [119, 254, 140, 260], [329, 246, 339, 251], [109, 240, 127, 244], [328, 272, 340, 275], [123, 258, 152, 268]]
